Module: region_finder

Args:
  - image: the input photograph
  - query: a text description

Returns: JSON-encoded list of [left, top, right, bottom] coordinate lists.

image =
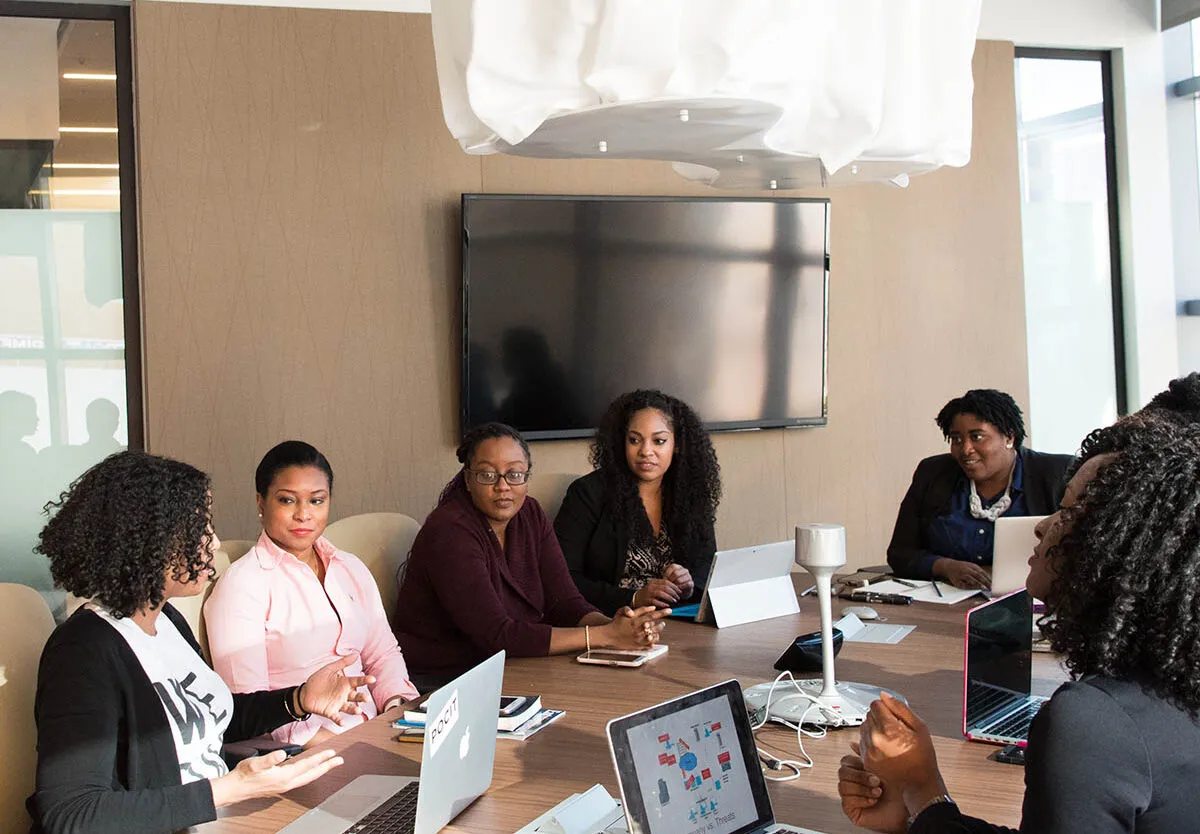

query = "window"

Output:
[[0, 5, 140, 618], [1014, 50, 1124, 454]]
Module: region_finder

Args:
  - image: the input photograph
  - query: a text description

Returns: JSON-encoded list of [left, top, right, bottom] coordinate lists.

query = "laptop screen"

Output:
[[965, 589, 1033, 728], [607, 681, 775, 834]]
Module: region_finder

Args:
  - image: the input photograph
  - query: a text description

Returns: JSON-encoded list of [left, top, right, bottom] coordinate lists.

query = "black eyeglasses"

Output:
[[467, 469, 531, 486]]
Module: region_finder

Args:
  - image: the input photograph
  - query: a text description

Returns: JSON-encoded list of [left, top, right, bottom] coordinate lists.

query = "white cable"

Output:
[[748, 670, 850, 781]]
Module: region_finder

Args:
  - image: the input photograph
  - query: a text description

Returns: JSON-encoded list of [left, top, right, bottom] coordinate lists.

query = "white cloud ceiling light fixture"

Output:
[[431, 0, 983, 189]]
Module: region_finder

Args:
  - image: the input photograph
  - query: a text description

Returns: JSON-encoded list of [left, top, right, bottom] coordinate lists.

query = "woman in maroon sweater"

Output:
[[393, 423, 669, 688]]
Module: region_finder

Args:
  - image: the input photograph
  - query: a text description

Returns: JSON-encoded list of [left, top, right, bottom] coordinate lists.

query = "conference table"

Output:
[[203, 584, 1061, 834]]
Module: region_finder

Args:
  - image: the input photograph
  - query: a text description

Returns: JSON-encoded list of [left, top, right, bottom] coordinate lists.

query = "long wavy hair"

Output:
[[590, 390, 721, 555], [1042, 423, 1200, 714], [36, 451, 214, 619]]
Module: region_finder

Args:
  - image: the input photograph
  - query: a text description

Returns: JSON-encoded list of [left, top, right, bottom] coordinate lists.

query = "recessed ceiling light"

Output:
[[59, 126, 119, 134], [62, 72, 117, 81]]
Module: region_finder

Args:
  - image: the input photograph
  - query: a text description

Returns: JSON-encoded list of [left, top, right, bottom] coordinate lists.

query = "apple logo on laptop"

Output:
[[459, 726, 470, 760]]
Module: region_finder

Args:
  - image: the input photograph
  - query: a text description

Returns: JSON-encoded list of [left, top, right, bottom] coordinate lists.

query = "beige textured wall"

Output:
[[134, 5, 1027, 569]]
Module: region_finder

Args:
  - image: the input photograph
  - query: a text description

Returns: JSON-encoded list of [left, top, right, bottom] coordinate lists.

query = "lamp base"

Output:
[[743, 680, 902, 728]]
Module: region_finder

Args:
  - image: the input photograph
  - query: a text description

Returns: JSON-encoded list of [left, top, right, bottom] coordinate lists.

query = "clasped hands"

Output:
[[837, 692, 949, 834], [632, 562, 694, 608], [212, 653, 374, 808]]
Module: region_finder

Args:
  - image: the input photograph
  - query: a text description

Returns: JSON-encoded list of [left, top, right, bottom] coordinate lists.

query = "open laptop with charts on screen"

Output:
[[607, 680, 825, 834], [692, 541, 799, 628], [962, 590, 1047, 747], [991, 516, 1045, 595], [278, 650, 504, 834]]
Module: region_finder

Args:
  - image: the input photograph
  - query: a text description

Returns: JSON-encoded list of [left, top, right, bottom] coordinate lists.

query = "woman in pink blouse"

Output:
[[205, 441, 419, 747]]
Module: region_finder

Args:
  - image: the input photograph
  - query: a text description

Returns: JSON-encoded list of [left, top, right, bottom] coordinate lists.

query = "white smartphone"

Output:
[[576, 644, 668, 667]]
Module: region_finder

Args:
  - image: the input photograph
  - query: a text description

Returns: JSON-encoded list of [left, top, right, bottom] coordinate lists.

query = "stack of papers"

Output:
[[864, 579, 981, 605], [835, 612, 914, 644]]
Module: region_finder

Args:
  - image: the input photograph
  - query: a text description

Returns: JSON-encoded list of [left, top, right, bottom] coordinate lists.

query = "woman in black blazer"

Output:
[[887, 389, 1071, 588], [30, 451, 372, 834], [555, 390, 721, 615]]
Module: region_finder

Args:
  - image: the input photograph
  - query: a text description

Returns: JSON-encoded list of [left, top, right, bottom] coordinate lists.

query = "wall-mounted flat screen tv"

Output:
[[461, 194, 829, 441]]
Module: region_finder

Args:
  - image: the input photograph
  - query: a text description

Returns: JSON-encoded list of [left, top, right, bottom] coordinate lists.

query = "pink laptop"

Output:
[[962, 589, 1047, 747]]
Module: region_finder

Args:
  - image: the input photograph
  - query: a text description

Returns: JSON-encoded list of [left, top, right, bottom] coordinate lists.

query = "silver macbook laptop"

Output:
[[279, 650, 504, 834], [962, 591, 1046, 747], [991, 516, 1045, 595], [607, 680, 822, 834]]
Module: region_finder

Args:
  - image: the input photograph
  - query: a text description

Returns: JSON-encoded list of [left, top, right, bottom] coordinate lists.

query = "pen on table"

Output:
[[800, 584, 817, 596], [893, 578, 919, 589], [930, 580, 944, 598]]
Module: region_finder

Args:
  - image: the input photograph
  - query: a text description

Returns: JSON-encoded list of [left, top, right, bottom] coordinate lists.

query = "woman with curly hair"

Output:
[[205, 441, 419, 749], [554, 389, 721, 615], [393, 422, 669, 689], [888, 389, 1071, 589], [31, 451, 375, 834], [839, 422, 1200, 833]]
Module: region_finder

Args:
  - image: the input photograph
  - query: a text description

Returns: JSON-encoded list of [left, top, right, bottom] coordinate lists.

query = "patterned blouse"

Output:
[[618, 527, 673, 590]]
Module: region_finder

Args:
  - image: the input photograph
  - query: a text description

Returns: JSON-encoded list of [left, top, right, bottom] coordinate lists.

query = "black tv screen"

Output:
[[461, 194, 829, 440]]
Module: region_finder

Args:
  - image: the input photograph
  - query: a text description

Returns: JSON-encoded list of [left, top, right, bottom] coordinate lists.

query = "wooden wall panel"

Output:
[[134, 6, 1025, 569]]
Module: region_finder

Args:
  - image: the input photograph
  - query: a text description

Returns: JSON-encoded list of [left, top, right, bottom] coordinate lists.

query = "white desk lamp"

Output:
[[744, 523, 898, 728]]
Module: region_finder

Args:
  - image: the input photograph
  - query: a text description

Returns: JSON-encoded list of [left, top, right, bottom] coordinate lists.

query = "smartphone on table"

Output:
[[576, 644, 668, 667]]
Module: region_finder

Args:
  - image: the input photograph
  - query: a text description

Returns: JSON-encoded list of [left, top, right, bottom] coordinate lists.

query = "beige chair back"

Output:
[[526, 471, 585, 522], [170, 549, 232, 662], [0, 584, 55, 832], [217, 539, 256, 564], [323, 513, 420, 619]]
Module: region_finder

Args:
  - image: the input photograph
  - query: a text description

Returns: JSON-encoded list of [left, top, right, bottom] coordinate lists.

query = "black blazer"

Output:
[[30, 604, 299, 834], [886, 447, 1072, 579], [553, 470, 716, 615]]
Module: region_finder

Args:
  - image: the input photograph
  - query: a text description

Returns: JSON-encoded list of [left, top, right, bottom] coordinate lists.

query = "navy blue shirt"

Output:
[[921, 454, 1028, 576]]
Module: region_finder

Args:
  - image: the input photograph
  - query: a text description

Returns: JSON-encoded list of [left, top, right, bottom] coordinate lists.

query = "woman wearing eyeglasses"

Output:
[[392, 422, 670, 690]]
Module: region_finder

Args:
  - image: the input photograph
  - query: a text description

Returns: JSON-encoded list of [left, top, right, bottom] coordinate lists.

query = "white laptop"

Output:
[[991, 516, 1045, 595], [693, 541, 799, 628], [278, 650, 504, 834], [607, 680, 824, 834]]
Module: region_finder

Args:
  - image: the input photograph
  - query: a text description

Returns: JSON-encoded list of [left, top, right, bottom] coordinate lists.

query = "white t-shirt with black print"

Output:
[[92, 605, 234, 784]]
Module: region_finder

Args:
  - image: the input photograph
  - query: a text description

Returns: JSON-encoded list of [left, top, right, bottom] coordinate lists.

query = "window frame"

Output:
[[0, 0, 142, 448], [1014, 46, 1127, 416]]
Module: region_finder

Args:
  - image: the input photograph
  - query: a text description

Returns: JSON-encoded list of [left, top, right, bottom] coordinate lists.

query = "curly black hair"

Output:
[[1043, 422, 1200, 714], [36, 451, 215, 619], [1072, 372, 1200, 476], [438, 422, 532, 506], [255, 440, 334, 496], [590, 390, 721, 555], [934, 389, 1026, 448]]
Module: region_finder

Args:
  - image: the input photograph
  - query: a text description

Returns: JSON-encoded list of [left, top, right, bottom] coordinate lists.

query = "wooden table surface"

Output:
[[201, 591, 1062, 834]]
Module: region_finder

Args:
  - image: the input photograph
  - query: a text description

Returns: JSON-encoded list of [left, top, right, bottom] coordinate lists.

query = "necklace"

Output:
[[968, 461, 1016, 522]]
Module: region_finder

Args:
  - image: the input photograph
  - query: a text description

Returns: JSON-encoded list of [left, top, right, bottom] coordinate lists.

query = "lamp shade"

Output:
[[430, 0, 982, 188]]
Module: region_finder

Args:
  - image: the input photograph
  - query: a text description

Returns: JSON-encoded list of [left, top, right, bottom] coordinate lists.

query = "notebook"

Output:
[[278, 650, 504, 834], [962, 590, 1047, 747], [607, 680, 824, 834]]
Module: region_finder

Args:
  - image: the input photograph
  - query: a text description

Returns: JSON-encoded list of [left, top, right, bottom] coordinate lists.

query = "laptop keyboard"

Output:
[[343, 782, 419, 834], [986, 699, 1044, 740]]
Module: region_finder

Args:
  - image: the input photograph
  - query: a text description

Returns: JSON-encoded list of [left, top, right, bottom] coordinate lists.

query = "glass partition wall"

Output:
[[0, 5, 139, 618]]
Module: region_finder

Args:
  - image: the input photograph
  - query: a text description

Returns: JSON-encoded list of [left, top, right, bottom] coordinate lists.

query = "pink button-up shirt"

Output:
[[205, 532, 418, 746]]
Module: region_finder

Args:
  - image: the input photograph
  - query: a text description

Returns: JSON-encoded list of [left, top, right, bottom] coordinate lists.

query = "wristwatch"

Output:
[[907, 794, 955, 828]]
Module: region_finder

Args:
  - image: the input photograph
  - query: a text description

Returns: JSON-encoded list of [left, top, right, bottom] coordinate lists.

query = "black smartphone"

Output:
[[774, 628, 844, 673]]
